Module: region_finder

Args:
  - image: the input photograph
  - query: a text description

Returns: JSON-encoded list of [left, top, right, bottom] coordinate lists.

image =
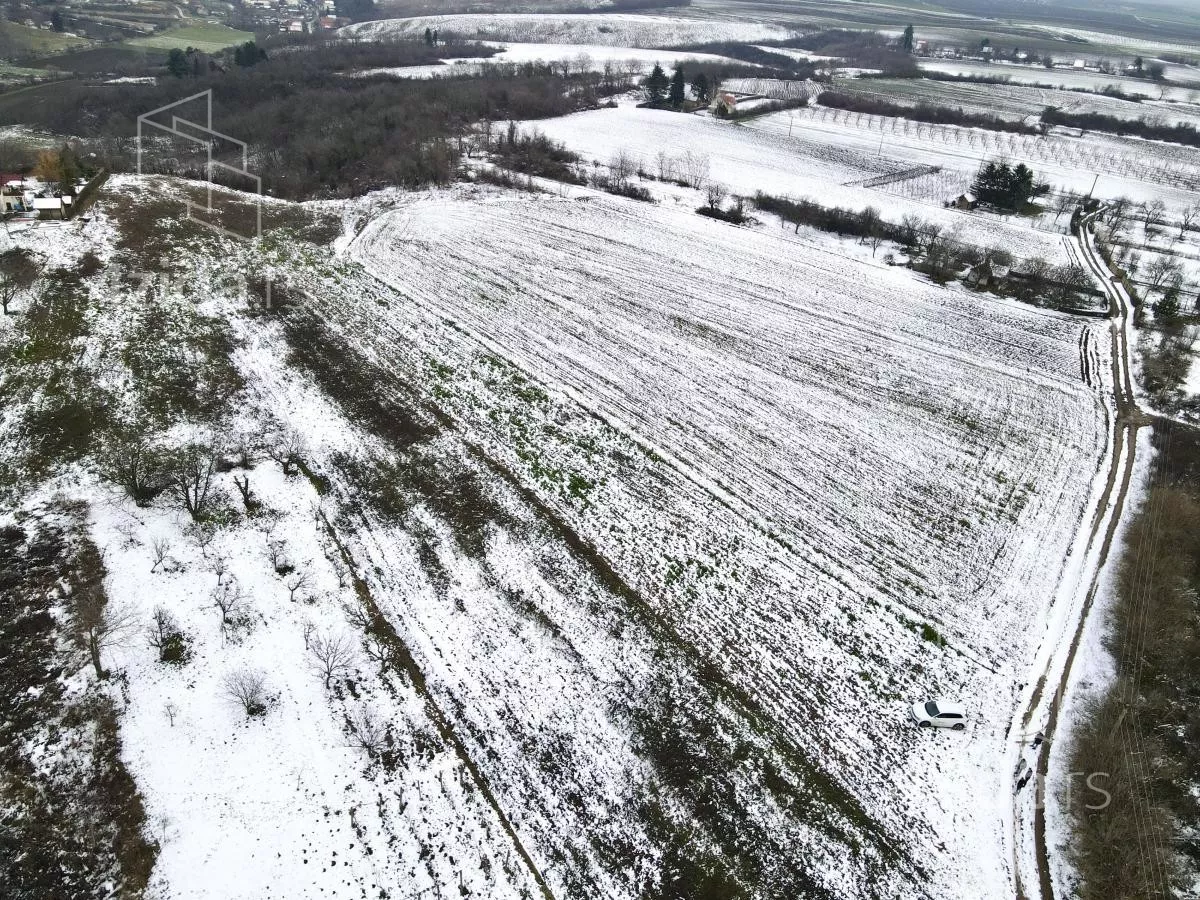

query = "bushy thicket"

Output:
[[491, 125, 583, 183], [0, 43, 620, 199], [774, 29, 918, 76]]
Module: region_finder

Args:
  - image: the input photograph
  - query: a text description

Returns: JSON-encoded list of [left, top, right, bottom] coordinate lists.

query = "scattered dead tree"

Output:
[[285, 569, 311, 603], [150, 536, 172, 573], [308, 631, 357, 689], [72, 590, 138, 680], [210, 578, 244, 631], [223, 667, 270, 717]]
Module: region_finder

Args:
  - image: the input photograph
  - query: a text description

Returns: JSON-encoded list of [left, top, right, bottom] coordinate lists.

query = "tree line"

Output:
[[754, 191, 1096, 308], [1040, 106, 1200, 150]]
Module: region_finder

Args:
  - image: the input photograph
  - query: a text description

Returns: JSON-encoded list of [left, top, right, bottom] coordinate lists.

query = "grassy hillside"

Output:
[[128, 23, 253, 52]]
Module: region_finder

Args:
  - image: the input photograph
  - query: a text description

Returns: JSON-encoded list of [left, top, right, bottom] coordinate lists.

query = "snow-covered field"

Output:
[[340, 188, 1112, 898], [529, 103, 1077, 261], [340, 13, 792, 48], [356, 41, 751, 79], [787, 105, 1200, 206], [838, 76, 1200, 129], [918, 59, 1200, 103], [0, 173, 1117, 898]]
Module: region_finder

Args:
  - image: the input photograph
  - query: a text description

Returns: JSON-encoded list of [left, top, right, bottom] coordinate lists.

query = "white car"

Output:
[[910, 699, 967, 730]]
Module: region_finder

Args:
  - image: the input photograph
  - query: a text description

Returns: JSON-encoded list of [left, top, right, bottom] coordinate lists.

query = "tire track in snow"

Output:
[[1007, 211, 1148, 900]]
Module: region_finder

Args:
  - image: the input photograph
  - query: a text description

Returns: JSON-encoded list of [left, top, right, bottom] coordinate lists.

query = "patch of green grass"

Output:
[[128, 23, 253, 53], [0, 21, 88, 54]]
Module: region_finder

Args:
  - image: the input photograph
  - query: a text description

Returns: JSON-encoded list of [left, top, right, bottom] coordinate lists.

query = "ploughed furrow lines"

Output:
[[332, 191, 1108, 892]]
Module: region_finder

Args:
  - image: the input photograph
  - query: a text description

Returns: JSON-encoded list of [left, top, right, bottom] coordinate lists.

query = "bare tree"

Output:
[[655, 150, 675, 182], [679, 150, 710, 190], [224, 667, 270, 717], [1145, 256, 1183, 294], [0, 247, 40, 315], [98, 436, 168, 507], [860, 206, 882, 255], [227, 430, 258, 469], [163, 702, 179, 727], [1053, 189, 1080, 222], [192, 523, 216, 558], [347, 705, 387, 756], [267, 429, 306, 477], [168, 442, 222, 521], [232, 474, 258, 513], [308, 631, 357, 689], [1180, 202, 1200, 239], [150, 536, 172, 573], [609, 150, 636, 189], [72, 591, 138, 680], [210, 578, 244, 630], [1140, 199, 1166, 231], [148, 605, 191, 664], [285, 569, 311, 603], [898, 214, 924, 248], [265, 535, 292, 574], [704, 182, 727, 211], [1106, 196, 1132, 237]]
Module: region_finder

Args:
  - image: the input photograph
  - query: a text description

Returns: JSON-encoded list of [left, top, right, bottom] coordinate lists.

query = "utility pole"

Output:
[[1087, 172, 1099, 199]]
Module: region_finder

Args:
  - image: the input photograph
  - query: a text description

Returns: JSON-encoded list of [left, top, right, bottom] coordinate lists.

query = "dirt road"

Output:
[[1007, 211, 1146, 900]]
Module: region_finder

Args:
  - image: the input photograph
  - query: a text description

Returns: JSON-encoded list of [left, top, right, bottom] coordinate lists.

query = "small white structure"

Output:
[[32, 197, 66, 219]]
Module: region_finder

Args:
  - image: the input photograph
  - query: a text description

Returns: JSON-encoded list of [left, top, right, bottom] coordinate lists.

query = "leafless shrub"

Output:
[[163, 702, 178, 727], [347, 705, 387, 756], [210, 578, 244, 630], [148, 605, 191, 665], [224, 667, 270, 717], [308, 631, 357, 689], [150, 536, 171, 573]]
